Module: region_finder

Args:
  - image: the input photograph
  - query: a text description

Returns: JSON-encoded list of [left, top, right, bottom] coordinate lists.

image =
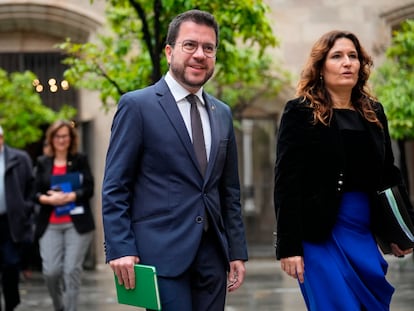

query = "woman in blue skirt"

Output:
[[273, 30, 413, 310]]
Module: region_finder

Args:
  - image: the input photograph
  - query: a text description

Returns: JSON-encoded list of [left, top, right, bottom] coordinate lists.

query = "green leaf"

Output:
[[372, 19, 414, 141], [58, 0, 289, 113], [0, 69, 77, 148]]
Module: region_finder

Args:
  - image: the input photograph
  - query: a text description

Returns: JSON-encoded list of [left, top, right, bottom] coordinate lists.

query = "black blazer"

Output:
[[274, 98, 402, 259], [33, 153, 95, 239]]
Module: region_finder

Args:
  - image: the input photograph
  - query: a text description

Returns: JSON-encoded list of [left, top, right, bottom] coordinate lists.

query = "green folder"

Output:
[[114, 264, 161, 310]]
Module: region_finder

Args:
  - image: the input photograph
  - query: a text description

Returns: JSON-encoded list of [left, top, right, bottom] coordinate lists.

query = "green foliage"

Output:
[[60, 0, 289, 112], [0, 69, 77, 148], [373, 19, 414, 140]]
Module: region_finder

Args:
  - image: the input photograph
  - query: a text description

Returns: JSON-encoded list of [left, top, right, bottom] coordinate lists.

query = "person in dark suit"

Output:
[[102, 9, 248, 311], [33, 120, 95, 311], [0, 125, 34, 311], [273, 30, 413, 310]]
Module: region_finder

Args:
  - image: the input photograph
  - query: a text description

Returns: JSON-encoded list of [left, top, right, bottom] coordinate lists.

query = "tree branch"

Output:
[[129, 0, 157, 81]]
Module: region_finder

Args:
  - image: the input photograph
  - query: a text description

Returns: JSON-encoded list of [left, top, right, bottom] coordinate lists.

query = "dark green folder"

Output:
[[114, 264, 161, 310]]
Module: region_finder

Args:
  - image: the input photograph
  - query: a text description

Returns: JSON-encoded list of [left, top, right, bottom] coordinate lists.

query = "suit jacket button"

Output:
[[196, 216, 203, 223]]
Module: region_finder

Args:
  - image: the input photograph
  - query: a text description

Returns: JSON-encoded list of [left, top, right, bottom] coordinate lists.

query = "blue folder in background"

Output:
[[51, 172, 82, 216]]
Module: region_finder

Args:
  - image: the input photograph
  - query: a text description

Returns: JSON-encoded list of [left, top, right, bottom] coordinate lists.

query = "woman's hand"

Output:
[[390, 243, 413, 257], [280, 256, 305, 283], [41, 190, 76, 206]]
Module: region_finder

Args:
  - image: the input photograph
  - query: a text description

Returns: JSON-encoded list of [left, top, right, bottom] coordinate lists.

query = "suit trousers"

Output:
[[39, 222, 93, 311], [151, 228, 227, 311], [0, 214, 22, 311]]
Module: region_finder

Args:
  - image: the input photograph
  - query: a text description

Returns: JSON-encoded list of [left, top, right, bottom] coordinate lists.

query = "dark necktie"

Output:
[[187, 94, 207, 176]]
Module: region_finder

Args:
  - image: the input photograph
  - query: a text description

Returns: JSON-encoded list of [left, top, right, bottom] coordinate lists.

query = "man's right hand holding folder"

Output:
[[111, 257, 162, 310], [110, 255, 140, 289]]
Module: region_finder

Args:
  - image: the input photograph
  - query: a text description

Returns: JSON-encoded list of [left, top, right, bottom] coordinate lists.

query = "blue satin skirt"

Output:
[[299, 192, 394, 311]]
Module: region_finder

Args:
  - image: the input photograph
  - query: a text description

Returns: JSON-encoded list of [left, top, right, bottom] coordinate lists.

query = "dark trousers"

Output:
[[150, 229, 227, 311], [0, 215, 21, 311]]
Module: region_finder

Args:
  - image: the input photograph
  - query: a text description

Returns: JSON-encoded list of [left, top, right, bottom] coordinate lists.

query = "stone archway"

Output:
[[0, 1, 102, 44], [0, 1, 104, 268]]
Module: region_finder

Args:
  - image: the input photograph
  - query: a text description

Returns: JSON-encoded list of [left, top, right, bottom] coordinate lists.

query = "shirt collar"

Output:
[[165, 72, 205, 105]]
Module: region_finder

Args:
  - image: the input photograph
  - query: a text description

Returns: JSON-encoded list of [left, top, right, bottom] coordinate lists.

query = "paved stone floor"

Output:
[[13, 254, 414, 311]]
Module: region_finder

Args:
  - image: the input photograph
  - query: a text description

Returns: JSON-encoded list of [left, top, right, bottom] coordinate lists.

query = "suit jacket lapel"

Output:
[[155, 80, 203, 176], [203, 93, 219, 181]]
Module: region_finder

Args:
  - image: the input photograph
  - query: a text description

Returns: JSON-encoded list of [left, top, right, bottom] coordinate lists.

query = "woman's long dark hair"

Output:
[[297, 30, 381, 127]]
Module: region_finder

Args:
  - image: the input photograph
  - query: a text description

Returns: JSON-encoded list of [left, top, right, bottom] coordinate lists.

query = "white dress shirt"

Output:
[[164, 72, 211, 160]]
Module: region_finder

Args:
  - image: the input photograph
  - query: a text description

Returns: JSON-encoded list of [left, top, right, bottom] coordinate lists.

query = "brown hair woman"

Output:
[[274, 30, 412, 310], [33, 120, 95, 311]]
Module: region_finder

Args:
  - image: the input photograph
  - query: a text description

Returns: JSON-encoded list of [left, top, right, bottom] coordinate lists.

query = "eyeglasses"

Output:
[[174, 40, 217, 58], [53, 134, 70, 140]]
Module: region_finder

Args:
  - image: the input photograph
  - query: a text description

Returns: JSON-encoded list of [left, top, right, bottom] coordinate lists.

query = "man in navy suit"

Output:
[[102, 9, 248, 311], [0, 125, 34, 311]]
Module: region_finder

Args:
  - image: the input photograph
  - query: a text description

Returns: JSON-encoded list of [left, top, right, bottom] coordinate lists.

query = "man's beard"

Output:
[[170, 60, 214, 90]]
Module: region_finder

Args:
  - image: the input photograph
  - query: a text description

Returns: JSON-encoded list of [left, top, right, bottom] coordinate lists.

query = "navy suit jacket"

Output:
[[102, 78, 248, 277]]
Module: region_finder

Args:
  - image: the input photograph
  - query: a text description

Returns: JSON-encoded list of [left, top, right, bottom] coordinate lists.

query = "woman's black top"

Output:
[[335, 109, 382, 192]]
